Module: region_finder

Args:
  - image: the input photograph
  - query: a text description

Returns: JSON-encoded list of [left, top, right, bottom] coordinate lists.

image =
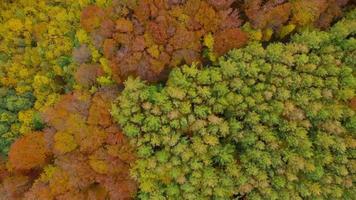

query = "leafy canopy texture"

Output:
[[0, 88, 34, 155], [244, 0, 351, 30], [0, 87, 137, 200], [80, 0, 248, 83], [79, 0, 352, 84], [8, 132, 50, 172], [0, 0, 93, 155], [0, 0, 351, 156], [112, 11, 356, 200]]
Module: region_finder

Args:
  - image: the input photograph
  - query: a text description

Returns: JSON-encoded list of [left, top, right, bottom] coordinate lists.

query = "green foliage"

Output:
[[32, 112, 44, 131], [112, 11, 356, 199], [0, 87, 34, 155]]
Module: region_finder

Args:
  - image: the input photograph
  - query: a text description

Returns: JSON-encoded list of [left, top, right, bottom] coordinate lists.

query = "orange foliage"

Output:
[[74, 64, 104, 88], [350, 97, 356, 111], [116, 18, 134, 33], [213, 28, 248, 56], [315, 0, 350, 28], [87, 90, 116, 127], [245, 1, 292, 29], [0, 175, 33, 200], [148, 21, 169, 44], [0, 158, 7, 180], [42, 91, 91, 130], [8, 132, 50, 172], [81, 0, 247, 82], [1, 87, 137, 199], [81, 5, 106, 32]]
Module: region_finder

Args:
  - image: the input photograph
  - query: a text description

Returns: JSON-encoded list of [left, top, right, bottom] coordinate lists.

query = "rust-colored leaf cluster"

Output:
[[74, 64, 104, 88], [8, 132, 50, 172], [81, 0, 247, 83], [244, 0, 350, 31], [350, 97, 356, 111], [0, 87, 137, 200]]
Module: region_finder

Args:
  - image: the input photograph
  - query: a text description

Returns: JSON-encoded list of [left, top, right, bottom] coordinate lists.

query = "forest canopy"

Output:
[[0, 0, 355, 199]]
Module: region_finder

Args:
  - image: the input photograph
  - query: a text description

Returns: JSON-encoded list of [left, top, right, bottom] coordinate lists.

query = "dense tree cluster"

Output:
[[0, 88, 35, 155], [0, 87, 137, 199], [78, 0, 353, 84], [79, 0, 248, 83], [0, 0, 352, 156], [243, 0, 351, 40], [0, 0, 94, 108], [0, 0, 93, 155], [0, 0, 355, 199], [112, 11, 355, 199]]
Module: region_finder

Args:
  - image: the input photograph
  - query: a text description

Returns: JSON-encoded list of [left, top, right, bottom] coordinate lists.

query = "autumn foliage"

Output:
[[80, 0, 247, 83], [244, 0, 351, 32], [8, 132, 50, 172], [0, 87, 137, 199], [0, 0, 95, 155], [0, 0, 354, 199], [77, 0, 353, 84]]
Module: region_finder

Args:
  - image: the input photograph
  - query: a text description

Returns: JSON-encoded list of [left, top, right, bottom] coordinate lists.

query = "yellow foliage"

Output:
[[54, 131, 78, 154], [53, 65, 64, 76], [250, 30, 263, 41], [10, 124, 20, 136], [76, 29, 90, 43], [263, 28, 273, 41], [49, 169, 71, 195], [291, 1, 321, 26], [309, 183, 322, 196], [97, 76, 114, 86], [18, 109, 35, 134], [207, 51, 217, 62], [39, 165, 59, 182], [78, 0, 92, 7], [89, 86, 98, 94], [35, 93, 61, 111], [32, 75, 60, 110], [202, 42, 217, 62], [15, 85, 32, 94], [99, 57, 112, 75], [203, 33, 214, 50], [147, 45, 160, 59], [279, 24, 296, 38], [7, 19, 23, 32], [203, 134, 219, 146], [89, 156, 108, 174], [242, 23, 262, 41], [143, 33, 155, 47], [33, 75, 51, 87], [91, 46, 101, 62], [0, 0, 92, 140]]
